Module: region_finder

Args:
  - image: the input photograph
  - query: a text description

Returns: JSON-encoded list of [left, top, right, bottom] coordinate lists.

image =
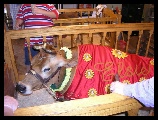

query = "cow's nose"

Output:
[[16, 84, 26, 93]]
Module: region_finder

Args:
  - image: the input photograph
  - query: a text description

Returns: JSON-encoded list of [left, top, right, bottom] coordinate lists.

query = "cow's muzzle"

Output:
[[16, 84, 26, 94]]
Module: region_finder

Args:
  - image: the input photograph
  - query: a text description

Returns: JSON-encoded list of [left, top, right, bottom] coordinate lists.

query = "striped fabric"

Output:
[[16, 4, 59, 47]]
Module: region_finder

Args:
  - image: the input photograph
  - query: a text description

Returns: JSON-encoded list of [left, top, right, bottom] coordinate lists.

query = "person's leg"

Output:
[[31, 47, 39, 57], [24, 47, 31, 72], [24, 47, 39, 72]]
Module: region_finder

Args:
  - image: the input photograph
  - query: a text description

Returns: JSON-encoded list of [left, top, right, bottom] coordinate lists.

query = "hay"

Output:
[[17, 88, 56, 108]]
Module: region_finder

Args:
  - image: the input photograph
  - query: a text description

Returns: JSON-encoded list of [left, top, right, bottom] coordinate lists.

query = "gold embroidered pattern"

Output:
[[111, 49, 128, 59], [105, 84, 110, 93], [122, 80, 131, 84], [93, 60, 152, 82], [94, 62, 115, 82], [150, 59, 154, 65], [118, 62, 151, 80], [85, 69, 94, 79], [139, 77, 146, 82], [88, 88, 97, 97], [83, 53, 92, 62]]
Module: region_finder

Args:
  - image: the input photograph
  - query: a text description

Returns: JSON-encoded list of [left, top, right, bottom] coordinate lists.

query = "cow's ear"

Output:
[[41, 44, 58, 55]]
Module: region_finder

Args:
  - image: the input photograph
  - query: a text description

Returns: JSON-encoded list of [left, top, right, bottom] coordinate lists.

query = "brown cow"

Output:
[[16, 43, 154, 101], [16, 43, 78, 99]]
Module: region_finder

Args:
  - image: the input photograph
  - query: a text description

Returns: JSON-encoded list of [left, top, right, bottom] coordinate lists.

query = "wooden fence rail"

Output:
[[54, 8, 122, 26], [4, 23, 154, 83]]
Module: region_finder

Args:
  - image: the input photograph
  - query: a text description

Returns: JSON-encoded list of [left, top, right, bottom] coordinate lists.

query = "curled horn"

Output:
[[33, 42, 57, 55], [43, 42, 46, 49]]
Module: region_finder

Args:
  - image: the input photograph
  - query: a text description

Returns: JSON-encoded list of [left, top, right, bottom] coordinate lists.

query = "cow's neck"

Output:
[[50, 47, 73, 93]]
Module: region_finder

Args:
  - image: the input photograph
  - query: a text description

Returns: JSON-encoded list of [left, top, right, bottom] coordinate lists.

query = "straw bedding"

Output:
[[17, 88, 56, 108]]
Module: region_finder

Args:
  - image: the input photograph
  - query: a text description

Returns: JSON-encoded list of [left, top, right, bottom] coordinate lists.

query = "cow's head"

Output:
[[16, 43, 72, 95]]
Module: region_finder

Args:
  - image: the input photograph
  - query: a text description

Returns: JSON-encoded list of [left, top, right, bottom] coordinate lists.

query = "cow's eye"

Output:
[[43, 68, 50, 72]]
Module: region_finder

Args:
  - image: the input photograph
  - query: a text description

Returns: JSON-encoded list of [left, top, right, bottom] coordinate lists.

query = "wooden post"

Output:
[[145, 30, 153, 57], [74, 34, 78, 47], [43, 36, 46, 43], [136, 30, 143, 55], [115, 31, 120, 49], [71, 34, 78, 47], [80, 34, 83, 45], [125, 31, 132, 53], [5, 34, 19, 82], [110, 32, 116, 48], [117, 10, 122, 23], [58, 35, 62, 48], [88, 33, 93, 44], [101, 32, 106, 46], [71, 34, 74, 48], [26, 37, 32, 61]]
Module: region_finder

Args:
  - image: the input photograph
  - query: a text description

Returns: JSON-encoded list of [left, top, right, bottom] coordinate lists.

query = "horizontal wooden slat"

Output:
[[58, 8, 95, 13], [6, 23, 154, 39], [4, 23, 154, 82], [54, 17, 117, 24], [14, 93, 142, 116]]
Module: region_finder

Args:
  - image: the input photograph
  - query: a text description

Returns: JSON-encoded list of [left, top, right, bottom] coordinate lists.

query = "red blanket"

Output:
[[61, 44, 154, 100]]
